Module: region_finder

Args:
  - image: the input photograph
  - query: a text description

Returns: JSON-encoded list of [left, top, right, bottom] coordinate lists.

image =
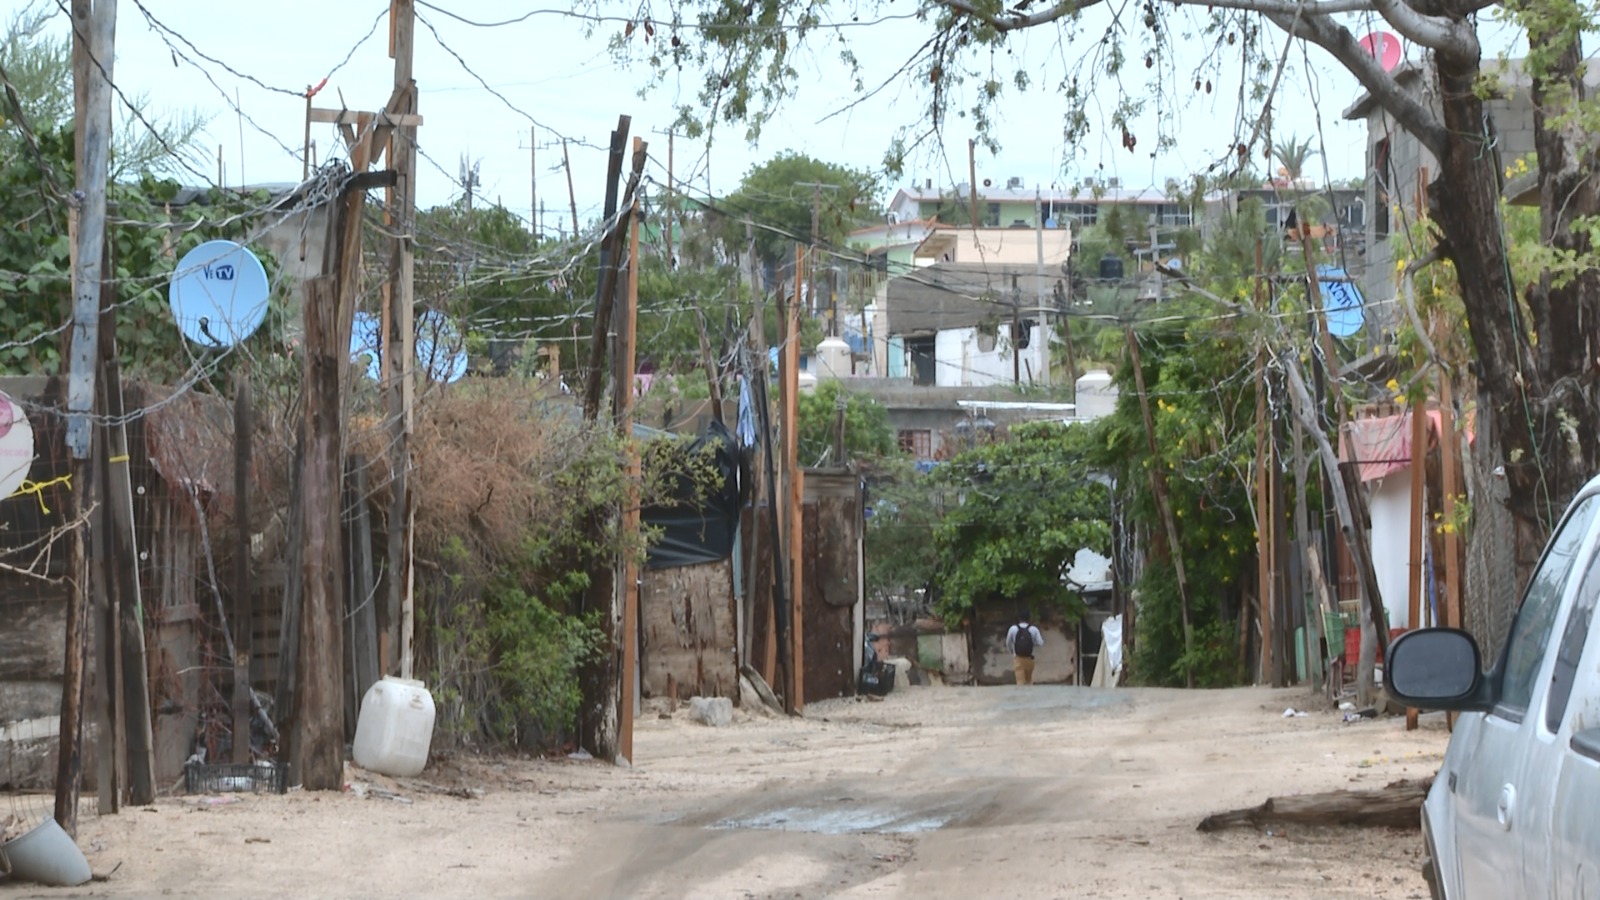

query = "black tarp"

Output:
[[642, 421, 745, 569]]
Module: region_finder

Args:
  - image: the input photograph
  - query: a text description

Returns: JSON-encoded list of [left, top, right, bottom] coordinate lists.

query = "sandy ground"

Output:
[[3, 684, 1449, 899]]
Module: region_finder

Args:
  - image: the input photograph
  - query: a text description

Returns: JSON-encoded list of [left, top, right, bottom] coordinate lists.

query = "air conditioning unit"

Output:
[[1006, 176, 1023, 189]]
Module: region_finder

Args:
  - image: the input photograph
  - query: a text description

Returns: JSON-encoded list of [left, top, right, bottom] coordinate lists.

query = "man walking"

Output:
[[1006, 617, 1044, 685]]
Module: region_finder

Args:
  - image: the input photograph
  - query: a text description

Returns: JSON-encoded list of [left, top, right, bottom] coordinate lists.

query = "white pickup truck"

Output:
[[1389, 479, 1600, 899]]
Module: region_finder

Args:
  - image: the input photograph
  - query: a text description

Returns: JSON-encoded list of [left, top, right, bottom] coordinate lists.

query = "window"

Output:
[[1500, 494, 1600, 717], [1548, 542, 1600, 731], [898, 429, 933, 460], [984, 203, 1001, 227], [1064, 203, 1098, 226], [905, 336, 936, 386], [1373, 139, 1391, 241], [1156, 203, 1193, 227]]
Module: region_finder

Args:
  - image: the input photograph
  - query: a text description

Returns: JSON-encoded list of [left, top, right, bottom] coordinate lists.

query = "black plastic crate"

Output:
[[183, 762, 287, 794]]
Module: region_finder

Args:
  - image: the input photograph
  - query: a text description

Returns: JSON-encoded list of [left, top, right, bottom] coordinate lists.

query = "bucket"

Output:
[[1, 817, 91, 886], [352, 676, 436, 778]]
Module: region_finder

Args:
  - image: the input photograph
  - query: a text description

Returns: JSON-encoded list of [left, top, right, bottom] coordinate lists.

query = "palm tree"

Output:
[[1270, 135, 1318, 186]]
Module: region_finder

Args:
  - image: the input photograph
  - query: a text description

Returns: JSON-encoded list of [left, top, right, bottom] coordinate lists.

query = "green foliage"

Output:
[[0, 18, 267, 379], [2, 9, 209, 178], [717, 151, 882, 265], [0, 123, 284, 379], [1090, 305, 1259, 686], [1128, 562, 1246, 687], [796, 379, 896, 466], [864, 457, 948, 607], [930, 421, 1111, 626]]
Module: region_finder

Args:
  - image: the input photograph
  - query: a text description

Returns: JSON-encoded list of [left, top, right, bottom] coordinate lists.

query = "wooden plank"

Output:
[[309, 107, 422, 127], [347, 457, 379, 718], [1438, 376, 1462, 629]]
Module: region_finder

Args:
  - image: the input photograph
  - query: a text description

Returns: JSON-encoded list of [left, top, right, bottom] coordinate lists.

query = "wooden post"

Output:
[[386, 0, 418, 679], [59, 0, 116, 834], [563, 139, 580, 238], [1126, 325, 1195, 687], [1254, 357, 1271, 683], [1439, 374, 1462, 630], [1405, 399, 1425, 734], [232, 375, 254, 762], [297, 131, 372, 788], [617, 137, 644, 764], [783, 246, 806, 713]]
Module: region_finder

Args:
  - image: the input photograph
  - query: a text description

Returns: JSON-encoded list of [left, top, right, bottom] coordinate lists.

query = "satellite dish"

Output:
[[169, 240, 270, 348], [1358, 32, 1403, 72], [351, 311, 383, 382], [0, 389, 35, 501], [416, 310, 468, 383], [1316, 265, 1366, 338], [1165, 257, 1183, 271]]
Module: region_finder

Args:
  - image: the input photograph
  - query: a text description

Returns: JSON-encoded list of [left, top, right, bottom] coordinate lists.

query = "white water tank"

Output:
[[815, 336, 852, 379], [352, 676, 436, 777]]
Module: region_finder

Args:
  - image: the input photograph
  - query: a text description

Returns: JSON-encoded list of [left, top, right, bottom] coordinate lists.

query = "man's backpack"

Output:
[[1013, 624, 1034, 658]]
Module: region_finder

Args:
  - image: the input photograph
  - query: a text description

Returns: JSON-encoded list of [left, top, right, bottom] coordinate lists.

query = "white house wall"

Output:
[[934, 324, 1048, 387]]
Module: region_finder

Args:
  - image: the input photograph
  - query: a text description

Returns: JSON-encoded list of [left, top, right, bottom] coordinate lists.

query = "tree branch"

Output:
[[1263, 9, 1449, 156], [933, 0, 1102, 31], [1370, 0, 1479, 59]]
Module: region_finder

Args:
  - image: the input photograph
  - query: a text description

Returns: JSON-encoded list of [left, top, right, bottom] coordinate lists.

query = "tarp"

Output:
[[641, 421, 746, 569]]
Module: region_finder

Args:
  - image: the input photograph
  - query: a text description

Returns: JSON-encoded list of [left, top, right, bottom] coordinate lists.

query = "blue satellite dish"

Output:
[[417, 310, 468, 383], [1316, 265, 1365, 338], [168, 240, 270, 347], [351, 311, 383, 382]]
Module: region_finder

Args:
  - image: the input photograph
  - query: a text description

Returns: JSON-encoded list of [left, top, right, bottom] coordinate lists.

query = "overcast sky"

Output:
[[59, 1, 1520, 235]]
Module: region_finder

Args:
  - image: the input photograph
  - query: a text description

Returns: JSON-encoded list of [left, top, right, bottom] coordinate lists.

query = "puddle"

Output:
[[712, 804, 953, 834]]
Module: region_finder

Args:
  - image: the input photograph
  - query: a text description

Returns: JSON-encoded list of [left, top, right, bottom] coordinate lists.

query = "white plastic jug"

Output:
[[351, 676, 436, 777]]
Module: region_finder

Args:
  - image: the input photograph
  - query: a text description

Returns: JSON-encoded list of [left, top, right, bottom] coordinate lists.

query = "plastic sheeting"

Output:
[[1092, 615, 1124, 687], [641, 421, 747, 569]]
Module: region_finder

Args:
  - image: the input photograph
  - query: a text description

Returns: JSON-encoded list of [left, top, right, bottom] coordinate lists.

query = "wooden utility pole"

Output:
[[582, 117, 632, 422], [385, 0, 419, 680], [781, 245, 806, 713], [59, 0, 115, 834], [1126, 325, 1194, 687], [617, 137, 644, 763], [232, 374, 254, 763], [1011, 274, 1022, 385], [563, 139, 580, 237], [528, 126, 537, 237], [295, 78, 412, 784], [967, 138, 980, 230]]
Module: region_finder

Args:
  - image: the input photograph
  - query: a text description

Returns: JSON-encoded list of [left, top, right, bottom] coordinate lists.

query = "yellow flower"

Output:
[[1386, 378, 1400, 392]]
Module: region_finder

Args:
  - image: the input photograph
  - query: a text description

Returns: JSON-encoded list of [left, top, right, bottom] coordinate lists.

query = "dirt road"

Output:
[[17, 684, 1448, 899]]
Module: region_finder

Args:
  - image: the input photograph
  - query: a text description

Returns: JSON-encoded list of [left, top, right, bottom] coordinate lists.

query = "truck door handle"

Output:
[[1497, 783, 1516, 830]]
